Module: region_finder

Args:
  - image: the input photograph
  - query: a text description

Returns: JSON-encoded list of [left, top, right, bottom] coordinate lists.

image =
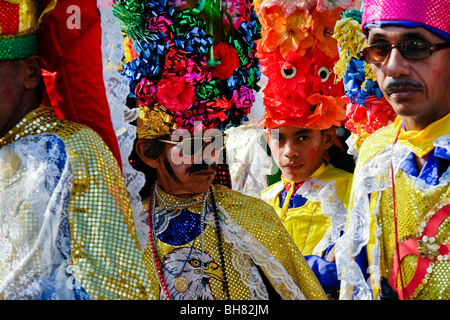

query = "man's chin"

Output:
[[188, 176, 216, 193]]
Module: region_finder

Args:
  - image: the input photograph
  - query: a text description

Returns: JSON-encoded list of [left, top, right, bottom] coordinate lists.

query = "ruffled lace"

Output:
[[212, 204, 307, 300], [296, 179, 347, 255], [0, 135, 85, 299], [226, 124, 274, 198], [336, 134, 450, 300]]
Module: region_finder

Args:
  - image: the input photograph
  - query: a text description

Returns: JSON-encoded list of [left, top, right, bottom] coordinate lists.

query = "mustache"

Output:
[[186, 162, 217, 174], [385, 79, 423, 92]]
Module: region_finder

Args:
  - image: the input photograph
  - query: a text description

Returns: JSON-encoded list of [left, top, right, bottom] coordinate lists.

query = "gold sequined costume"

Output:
[[336, 116, 450, 300], [0, 107, 150, 299], [136, 184, 327, 300]]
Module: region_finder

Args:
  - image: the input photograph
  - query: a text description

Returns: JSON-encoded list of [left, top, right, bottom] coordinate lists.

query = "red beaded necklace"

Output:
[[390, 126, 406, 299], [147, 183, 230, 300], [147, 186, 171, 299]]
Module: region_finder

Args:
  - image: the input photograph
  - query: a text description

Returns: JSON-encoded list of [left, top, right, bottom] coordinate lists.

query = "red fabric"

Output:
[[390, 205, 450, 299], [0, 0, 20, 35], [38, 0, 122, 169]]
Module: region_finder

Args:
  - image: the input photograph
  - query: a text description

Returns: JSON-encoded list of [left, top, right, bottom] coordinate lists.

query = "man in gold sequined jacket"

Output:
[[335, 0, 450, 300], [0, 1, 150, 299], [114, 0, 327, 300]]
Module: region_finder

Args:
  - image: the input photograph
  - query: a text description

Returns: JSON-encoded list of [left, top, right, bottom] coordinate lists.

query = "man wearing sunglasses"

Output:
[[336, 0, 450, 300], [117, 0, 328, 301]]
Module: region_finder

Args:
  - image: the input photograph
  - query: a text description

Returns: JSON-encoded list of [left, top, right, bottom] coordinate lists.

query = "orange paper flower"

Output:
[[310, 7, 343, 58], [306, 93, 347, 129], [259, 50, 313, 92], [258, 5, 314, 57]]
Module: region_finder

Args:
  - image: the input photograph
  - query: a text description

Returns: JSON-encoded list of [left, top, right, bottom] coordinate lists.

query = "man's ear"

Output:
[[22, 56, 42, 90], [323, 126, 337, 150], [136, 139, 160, 169]]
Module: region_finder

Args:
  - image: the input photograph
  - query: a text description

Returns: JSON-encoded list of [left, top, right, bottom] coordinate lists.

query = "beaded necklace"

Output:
[[147, 182, 230, 300], [390, 126, 406, 299]]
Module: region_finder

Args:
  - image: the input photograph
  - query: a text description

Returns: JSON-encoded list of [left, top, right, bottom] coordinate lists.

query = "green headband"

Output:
[[0, 33, 38, 61]]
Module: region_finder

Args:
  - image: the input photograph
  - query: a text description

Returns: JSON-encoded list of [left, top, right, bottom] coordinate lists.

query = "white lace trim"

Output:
[[226, 124, 273, 198], [336, 136, 450, 300], [210, 204, 307, 300], [296, 179, 347, 255], [0, 135, 77, 299], [260, 181, 285, 202], [98, 0, 146, 248]]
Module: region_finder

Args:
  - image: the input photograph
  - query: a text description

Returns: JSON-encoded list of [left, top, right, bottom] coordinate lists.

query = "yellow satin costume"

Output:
[[0, 106, 150, 299], [139, 184, 327, 300], [261, 163, 352, 256], [337, 113, 450, 300]]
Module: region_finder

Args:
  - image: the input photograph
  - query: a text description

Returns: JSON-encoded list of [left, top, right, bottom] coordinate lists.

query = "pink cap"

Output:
[[362, 0, 450, 37]]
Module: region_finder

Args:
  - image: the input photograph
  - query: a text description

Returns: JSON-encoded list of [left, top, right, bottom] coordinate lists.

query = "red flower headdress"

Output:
[[255, 0, 355, 130]]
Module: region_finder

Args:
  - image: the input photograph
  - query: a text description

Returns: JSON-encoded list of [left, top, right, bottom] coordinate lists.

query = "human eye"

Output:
[[403, 40, 429, 52], [370, 41, 391, 56], [297, 135, 310, 142]]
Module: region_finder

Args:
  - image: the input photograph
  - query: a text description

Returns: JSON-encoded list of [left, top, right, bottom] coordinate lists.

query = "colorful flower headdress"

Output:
[[255, 0, 355, 130], [333, 8, 396, 147], [0, 0, 57, 61], [113, 0, 261, 139]]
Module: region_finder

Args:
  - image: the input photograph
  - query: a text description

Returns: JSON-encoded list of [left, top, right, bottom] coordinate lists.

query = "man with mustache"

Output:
[[336, 0, 450, 300], [116, 0, 327, 300]]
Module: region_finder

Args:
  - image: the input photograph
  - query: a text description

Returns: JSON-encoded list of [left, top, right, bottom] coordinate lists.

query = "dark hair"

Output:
[[129, 135, 170, 199]]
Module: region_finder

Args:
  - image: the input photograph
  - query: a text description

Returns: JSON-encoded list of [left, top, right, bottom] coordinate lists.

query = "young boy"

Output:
[[256, 0, 359, 299], [261, 126, 353, 299]]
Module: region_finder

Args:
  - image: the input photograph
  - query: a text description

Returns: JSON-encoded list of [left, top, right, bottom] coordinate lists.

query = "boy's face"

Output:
[[265, 126, 335, 183]]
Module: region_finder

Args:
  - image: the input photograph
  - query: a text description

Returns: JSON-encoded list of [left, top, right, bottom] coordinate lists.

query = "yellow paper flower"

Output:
[[332, 16, 368, 81]]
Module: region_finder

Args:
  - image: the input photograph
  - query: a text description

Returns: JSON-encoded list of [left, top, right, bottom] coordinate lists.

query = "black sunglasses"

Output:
[[160, 134, 225, 156], [361, 40, 450, 64]]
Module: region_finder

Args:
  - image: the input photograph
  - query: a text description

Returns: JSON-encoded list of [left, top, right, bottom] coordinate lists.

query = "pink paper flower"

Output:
[[156, 76, 196, 112]]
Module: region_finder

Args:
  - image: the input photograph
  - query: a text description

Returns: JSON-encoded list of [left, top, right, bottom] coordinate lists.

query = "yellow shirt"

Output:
[[262, 163, 352, 256]]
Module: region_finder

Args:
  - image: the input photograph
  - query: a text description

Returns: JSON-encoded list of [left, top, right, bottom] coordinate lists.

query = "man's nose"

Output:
[[283, 141, 298, 158], [385, 47, 411, 78]]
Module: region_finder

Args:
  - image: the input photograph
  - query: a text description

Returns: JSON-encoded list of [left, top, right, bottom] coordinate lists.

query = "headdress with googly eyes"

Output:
[[256, 0, 356, 130]]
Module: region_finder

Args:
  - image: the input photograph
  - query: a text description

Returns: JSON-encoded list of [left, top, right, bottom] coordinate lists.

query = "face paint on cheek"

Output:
[[164, 157, 182, 183], [432, 68, 441, 81], [1, 88, 12, 102], [308, 146, 321, 162]]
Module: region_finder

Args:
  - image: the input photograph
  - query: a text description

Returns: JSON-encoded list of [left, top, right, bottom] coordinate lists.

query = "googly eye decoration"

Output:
[[281, 65, 297, 79], [318, 66, 331, 82]]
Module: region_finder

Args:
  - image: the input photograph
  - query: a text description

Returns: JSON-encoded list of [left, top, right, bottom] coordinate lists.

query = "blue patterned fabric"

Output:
[[157, 209, 203, 246], [278, 188, 307, 209], [399, 146, 450, 186], [36, 136, 90, 300]]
